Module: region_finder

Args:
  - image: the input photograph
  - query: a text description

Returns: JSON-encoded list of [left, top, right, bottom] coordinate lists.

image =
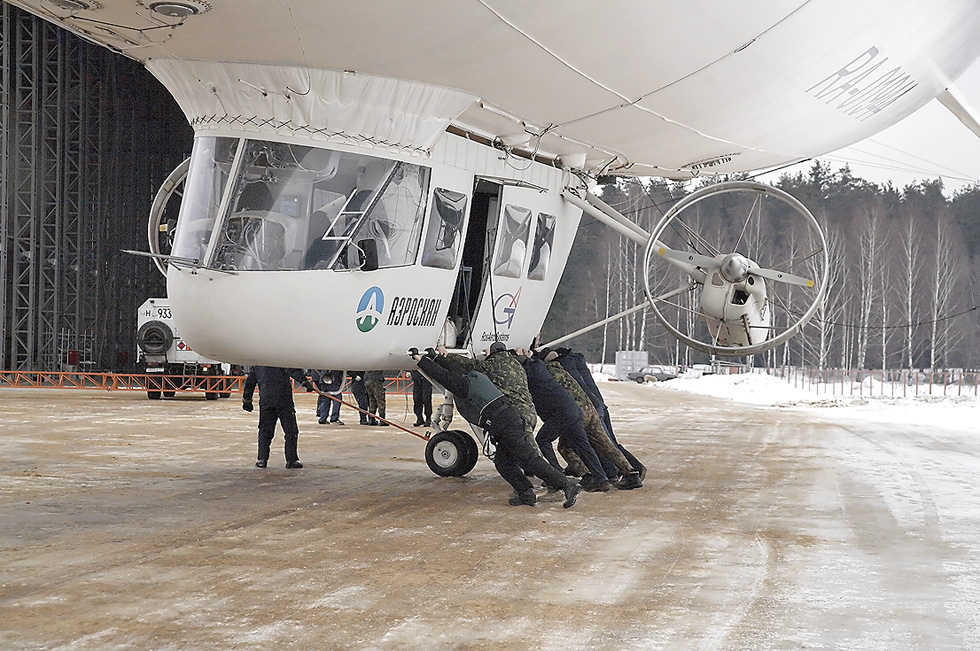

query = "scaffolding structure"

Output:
[[1, 4, 192, 371]]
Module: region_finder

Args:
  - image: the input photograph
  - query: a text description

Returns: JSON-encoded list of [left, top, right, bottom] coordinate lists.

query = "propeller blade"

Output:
[[748, 266, 814, 287], [657, 247, 718, 269]]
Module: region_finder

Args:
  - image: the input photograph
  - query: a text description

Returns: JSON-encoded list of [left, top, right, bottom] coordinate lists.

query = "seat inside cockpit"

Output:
[[421, 188, 467, 269], [174, 136, 432, 273]]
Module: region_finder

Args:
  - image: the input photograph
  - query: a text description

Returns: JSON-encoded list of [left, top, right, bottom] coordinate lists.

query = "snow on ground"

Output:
[[593, 369, 980, 435]]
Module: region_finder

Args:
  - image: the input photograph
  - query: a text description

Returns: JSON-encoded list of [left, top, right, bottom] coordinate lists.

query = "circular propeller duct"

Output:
[[147, 157, 191, 277], [642, 180, 828, 357]]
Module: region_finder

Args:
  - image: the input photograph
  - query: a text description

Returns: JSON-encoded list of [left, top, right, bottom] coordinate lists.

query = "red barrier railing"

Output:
[[0, 370, 415, 395]]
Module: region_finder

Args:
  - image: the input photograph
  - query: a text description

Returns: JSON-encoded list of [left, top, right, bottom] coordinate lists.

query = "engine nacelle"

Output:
[[699, 260, 771, 348]]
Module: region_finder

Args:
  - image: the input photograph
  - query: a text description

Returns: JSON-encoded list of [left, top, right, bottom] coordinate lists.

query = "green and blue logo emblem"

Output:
[[356, 286, 384, 332]]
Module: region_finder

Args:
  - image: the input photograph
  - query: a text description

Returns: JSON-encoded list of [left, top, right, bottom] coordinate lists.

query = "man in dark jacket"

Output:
[[410, 369, 433, 427], [348, 371, 370, 425], [243, 366, 316, 468], [412, 348, 580, 508], [442, 342, 544, 462], [539, 350, 643, 490], [552, 347, 647, 482], [515, 348, 614, 492], [313, 369, 344, 424]]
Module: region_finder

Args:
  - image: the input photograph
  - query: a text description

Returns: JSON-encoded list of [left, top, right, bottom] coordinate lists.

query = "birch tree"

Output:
[[855, 207, 885, 368], [930, 216, 959, 368], [897, 210, 921, 369], [878, 263, 893, 369], [810, 218, 845, 370]]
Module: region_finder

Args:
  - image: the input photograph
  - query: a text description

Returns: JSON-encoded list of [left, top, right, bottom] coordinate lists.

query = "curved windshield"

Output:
[[173, 136, 431, 271], [171, 136, 234, 263]]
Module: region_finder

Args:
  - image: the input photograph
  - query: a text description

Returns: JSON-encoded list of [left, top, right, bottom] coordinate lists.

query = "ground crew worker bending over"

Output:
[[553, 346, 647, 482], [442, 342, 542, 458], [412, 348, 580, 508], [243, 366, 316, 468], [539, 349, 643, 490], [314, 369, 344, 425], [515, 348, 615, 492]]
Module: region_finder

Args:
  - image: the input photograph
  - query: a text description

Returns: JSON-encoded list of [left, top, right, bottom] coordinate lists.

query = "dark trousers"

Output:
[[536, 412, 609, 482], [257, 404, 299, 463], [317, 392, 341, 421], [411, 372, 432, 422], [351, 381, 369, 423], [486, 407, 567, 495]]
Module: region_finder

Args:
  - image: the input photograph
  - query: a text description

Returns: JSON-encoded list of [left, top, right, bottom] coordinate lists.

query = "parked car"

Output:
[[627, 365, 677, 383]]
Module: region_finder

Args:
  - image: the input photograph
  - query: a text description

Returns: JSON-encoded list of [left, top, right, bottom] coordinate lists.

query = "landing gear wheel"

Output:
[[163, 391, 176, 398], [642, 181, 829, 357], [147, 391, 161, 400], [454, 430, 479, 474], [205, 392, 219, 400], [425, 430, 478, 477]]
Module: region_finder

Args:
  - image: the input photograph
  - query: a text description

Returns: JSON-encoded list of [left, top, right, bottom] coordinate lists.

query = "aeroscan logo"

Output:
[[493, 287, 522, 329], [356, 286, 384, 333]]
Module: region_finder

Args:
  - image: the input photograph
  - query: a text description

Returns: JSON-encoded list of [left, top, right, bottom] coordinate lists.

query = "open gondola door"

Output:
[[453, 179, 581, 353]]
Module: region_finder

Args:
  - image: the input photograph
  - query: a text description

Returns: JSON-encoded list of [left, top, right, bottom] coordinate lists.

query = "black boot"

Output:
[[562, 480, 581, 508], [582, 475, 613, 492], [635, 463, 647, 483], [508, 490, 536, 506], [617, 471, 642, 490]]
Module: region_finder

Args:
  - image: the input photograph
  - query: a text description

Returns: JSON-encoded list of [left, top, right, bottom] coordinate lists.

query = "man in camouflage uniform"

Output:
[[441, 343, 539, 449], [541, 350, 642, 490], [515, 348, 614, 492], [363, 370, 387, 425], [553, 347, 647, 481]]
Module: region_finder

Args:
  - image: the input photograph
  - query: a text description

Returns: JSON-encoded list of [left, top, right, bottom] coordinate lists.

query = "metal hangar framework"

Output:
[[0, 3, 191, 371]]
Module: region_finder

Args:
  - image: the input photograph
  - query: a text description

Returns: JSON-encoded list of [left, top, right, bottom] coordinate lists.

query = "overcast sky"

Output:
[[755, 60, 980, 196]]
